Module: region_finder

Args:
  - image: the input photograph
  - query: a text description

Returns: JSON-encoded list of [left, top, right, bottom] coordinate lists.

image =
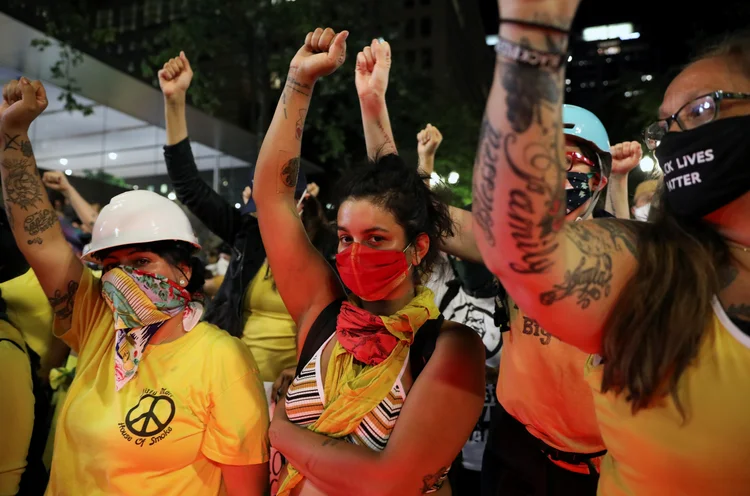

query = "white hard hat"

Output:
[[81, 190, 200, 262]]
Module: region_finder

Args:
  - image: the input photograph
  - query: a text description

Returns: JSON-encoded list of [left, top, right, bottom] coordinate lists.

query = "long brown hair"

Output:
[[600, 33, 749, 416]]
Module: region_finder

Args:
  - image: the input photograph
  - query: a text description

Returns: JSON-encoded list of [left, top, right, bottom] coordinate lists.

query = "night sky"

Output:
[[478, 0, 750, 70]]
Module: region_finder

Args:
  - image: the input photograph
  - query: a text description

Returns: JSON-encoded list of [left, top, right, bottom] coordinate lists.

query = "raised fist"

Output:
[[0, 78, 48, 132], [417, 124, 443, 157], [290, 27, 349, 83], [610, 141, 643, 175], [42, 170, 72, 194], [159, 52, 193, 101], [355, 39, 392, 104]]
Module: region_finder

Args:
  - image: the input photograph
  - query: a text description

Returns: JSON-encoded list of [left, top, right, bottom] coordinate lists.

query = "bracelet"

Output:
[[494, 36, 567, 70], [499, 18, 570, 36]]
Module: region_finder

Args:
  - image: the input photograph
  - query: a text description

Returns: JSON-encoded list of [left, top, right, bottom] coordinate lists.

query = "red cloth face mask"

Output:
[[336, 242, 411, 301]]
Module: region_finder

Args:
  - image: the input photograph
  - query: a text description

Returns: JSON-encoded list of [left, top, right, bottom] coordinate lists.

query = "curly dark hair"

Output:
[[334, 153, 454, 282]]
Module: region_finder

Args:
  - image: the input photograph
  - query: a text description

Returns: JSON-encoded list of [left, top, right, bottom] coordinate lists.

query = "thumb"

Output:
[[330, 30, 349, 64], [375, 41, 392, 70], [180, 51, 193, 73], [19, 78, 36, 105]]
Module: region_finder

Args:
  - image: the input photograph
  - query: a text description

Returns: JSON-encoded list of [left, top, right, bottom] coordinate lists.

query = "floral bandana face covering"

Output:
[[101, 266, 204, 391]]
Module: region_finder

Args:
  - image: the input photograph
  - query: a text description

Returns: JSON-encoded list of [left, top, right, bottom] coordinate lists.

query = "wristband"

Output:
[[494, 36, 567, 70]]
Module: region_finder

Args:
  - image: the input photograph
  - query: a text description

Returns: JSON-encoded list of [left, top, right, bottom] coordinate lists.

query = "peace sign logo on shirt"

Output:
[[125, 393, 176, 437]]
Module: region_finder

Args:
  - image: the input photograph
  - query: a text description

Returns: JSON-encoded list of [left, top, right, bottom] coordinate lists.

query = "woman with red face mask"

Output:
[[252, 28, 485, 495]]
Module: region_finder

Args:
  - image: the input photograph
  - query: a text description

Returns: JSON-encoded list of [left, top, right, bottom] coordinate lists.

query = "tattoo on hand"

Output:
[[23, 209, 58, 238], [3, 134, 21, 152], [280, 157, 300, 189], [48, 280, 79, 321], [421, 466, 448, 493], [285, 75, 311, 97], [473, 117, 501, 247]]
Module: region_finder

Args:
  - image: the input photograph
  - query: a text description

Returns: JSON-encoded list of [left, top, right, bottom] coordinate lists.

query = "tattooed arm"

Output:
[[356, 39, 398, 159], [471, 3, 638, 353], [0, 79, 83, 333], [253, 28, 347, 349]]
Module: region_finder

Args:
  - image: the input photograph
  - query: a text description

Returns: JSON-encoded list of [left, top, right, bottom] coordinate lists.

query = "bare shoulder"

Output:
[[435, 320, 485, 364]]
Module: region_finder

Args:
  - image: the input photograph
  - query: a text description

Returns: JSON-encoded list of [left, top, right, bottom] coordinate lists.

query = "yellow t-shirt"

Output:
[[242, 262, 298, 383], [586, 299, 750, 495], [0, 268, 54, 361], [497, 299, 604, 473], [47, 268, 270, 496], [0, 319, 34, 496]]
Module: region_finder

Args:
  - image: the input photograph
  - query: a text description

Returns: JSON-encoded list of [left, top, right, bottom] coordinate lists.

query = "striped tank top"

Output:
[[285, 334, 408, 451]]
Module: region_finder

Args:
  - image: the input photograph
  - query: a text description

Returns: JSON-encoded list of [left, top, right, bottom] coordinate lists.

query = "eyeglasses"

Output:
[[643, 91, 750, 150], [565, 151, 597, 172]]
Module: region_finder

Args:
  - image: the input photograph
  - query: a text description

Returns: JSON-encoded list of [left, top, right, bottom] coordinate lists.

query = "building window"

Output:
[[420, 17, 432, 37], [119, 4, 137, 32], [406, 50, 416, 65], [405, 18, 415, 39], [421, 48, 433, 69], [144, 0, 163, 25]]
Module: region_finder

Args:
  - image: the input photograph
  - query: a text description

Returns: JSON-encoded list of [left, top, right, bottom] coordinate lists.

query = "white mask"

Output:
[[633, 204, 651, 222]]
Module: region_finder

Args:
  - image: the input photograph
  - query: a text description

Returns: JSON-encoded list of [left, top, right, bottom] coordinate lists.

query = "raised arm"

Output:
[[471, 1, 638, 353], [1, 79, 83, 332], [253, 28, 347, 342], [605, 141, 643, 219], [356, 40, 398, 159], [41, 171, 98, 228], [416, 124, 442, 179], [159, 53, 244, 244]]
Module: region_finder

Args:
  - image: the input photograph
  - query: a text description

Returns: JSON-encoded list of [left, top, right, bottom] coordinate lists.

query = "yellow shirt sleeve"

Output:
[[0, 325, 34, 496], [54, 268, 111, 355], [201, 335, 270, 466]]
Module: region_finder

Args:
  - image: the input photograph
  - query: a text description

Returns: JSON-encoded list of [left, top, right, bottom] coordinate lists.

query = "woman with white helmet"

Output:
[[0, 78, 269, 495]]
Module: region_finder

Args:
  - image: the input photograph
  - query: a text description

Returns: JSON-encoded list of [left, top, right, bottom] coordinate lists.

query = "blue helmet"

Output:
[[563, 104, 611, 176]]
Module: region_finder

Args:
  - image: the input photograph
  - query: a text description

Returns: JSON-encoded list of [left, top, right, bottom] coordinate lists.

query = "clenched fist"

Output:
[[0, 78, 48, 132], [290, 27, 349, 83], [417, 124, 443, 157], [610, 141, 643, 176], [42, 170, 72, 194], [355, 39, 392, 104], [159, 51, 193, 102]]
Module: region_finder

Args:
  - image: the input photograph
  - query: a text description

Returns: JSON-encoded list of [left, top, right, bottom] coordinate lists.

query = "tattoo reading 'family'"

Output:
[[280, 157, 300, 189], [48, 280, 79, 321], [23, 209, 58, 238], [472, 118, 501, 246]]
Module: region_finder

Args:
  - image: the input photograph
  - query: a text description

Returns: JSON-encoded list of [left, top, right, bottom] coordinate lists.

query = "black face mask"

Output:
[[449, 257, 498, 298], [565, 172, 594, 215], [655, 115, 750, 218]]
